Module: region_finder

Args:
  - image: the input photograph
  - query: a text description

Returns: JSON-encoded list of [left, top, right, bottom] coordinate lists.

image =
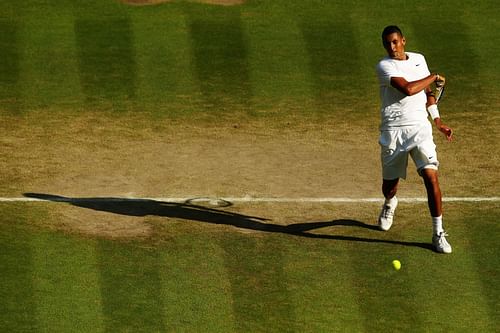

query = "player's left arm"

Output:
[[425, 87, 453, 141]]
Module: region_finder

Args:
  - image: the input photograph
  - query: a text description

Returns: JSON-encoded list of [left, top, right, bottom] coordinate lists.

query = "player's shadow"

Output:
[[23, 193, 433, 250]]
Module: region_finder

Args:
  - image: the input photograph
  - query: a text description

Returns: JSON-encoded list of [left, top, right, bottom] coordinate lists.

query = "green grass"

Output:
[[1, 202, 498, 332], [2, 0, 498, 116], [0, 0, 499, 332]]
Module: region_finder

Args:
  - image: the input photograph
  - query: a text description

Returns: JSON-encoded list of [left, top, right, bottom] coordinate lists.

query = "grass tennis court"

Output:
[[1, 0, 499, 332]]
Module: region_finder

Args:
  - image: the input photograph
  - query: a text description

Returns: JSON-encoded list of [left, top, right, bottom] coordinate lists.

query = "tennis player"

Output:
[[376, 25, 453, 253]]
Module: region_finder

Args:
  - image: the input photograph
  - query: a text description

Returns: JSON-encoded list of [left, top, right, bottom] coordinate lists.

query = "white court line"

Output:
[[1, 196, 499, 203]]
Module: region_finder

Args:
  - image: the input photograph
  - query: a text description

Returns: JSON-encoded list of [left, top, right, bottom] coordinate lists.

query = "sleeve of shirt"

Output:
[[376, 59, 401, 86], [420, 54, 431, 76]]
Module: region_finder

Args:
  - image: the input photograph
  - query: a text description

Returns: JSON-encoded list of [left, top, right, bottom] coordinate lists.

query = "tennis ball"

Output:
[[392, 260, 401, 270]]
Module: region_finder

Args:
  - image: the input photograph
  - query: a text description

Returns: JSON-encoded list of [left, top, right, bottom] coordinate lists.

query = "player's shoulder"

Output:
[[407, 52, 426, 62], [377, 55, 392, 64], [376, 56, 394, 70]]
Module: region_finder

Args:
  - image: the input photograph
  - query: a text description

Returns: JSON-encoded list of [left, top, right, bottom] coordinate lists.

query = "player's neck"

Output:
[[390, 52, 408, 61]]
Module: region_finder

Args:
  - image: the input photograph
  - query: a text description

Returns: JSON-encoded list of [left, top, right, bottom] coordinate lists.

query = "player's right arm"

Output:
[[377, 59, 441, 96], [390, 74, 439, 96]]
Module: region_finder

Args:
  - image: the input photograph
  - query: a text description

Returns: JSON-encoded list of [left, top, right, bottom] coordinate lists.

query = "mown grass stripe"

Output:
[[74, 17, 137, 105], [459, 207, 499, 330], [159, 235, 236, 331], [97, 240, 167, 332], [186, 5, 252, 112], [32, 233, 105, 333], [243, 3, 314, 107], [0, 212, 37, 331], [20, 7, 83, 110], [132, 6, 198, 113], [299, 10, 362, 105], [285, 239, 365, 331], [220, 234, 297, 331], [0, 20, 21, 112]]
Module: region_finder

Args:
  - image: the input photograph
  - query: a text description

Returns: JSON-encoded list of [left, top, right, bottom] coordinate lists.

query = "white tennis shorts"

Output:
[[379, 122, 439, 180]]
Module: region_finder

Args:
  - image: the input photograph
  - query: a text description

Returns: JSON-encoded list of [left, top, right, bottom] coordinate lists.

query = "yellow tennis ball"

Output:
[[392, 260, 401, 270]]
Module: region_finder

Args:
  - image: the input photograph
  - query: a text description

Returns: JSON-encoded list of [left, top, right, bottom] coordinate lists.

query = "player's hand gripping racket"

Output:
[[435, 74, 446, 103]]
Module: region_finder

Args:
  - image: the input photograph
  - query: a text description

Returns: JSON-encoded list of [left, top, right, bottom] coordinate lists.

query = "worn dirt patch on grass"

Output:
[[2, 111, 494, 239], [1, 112, 383, 199], [1, 111, 379, 238]]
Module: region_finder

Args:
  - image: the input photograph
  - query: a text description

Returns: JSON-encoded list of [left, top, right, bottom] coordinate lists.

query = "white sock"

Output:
[[385, 196, 397, 207], [432, 215, 444, 235]]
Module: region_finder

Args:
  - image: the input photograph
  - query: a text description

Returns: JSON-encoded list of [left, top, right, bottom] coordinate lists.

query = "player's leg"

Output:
[[378, 130, 405, 231], [378, 178, 399, 231], [420, 168, 451, 253], [410, 124, 452, 253], [382, 178, 399, 199], [421, 168, 442, 217]]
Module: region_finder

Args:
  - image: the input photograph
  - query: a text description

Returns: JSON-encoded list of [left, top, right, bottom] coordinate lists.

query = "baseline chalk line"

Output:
[[1, 196, 499, 203]]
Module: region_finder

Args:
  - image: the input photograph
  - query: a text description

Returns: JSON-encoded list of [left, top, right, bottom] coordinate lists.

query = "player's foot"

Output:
[[378, 196, 398, 231], [432, 231, 452, 254]]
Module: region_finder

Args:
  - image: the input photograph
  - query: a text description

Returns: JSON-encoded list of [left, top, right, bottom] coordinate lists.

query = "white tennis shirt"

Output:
[[376, 52, 431, 130]]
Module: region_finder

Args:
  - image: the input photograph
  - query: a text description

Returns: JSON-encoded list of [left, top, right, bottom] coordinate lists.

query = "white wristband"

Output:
[[427, 104, 440, 120]]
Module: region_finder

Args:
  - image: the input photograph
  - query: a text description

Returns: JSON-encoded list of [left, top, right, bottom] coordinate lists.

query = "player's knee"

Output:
[[418, 164, 438, 177], [421, 167, 440, 186]]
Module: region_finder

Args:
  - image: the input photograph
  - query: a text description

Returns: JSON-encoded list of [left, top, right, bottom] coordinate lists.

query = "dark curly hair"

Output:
[[381, 25, 403, 42]]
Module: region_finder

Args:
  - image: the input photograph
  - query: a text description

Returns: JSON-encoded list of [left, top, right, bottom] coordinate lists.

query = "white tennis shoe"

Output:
[[432, 231, 452, 254], [378, 196, 398, 231]]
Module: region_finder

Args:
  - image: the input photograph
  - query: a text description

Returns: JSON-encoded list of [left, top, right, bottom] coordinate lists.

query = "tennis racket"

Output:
[[435, 85, 445, 103], [435, 74, 446, 103]]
